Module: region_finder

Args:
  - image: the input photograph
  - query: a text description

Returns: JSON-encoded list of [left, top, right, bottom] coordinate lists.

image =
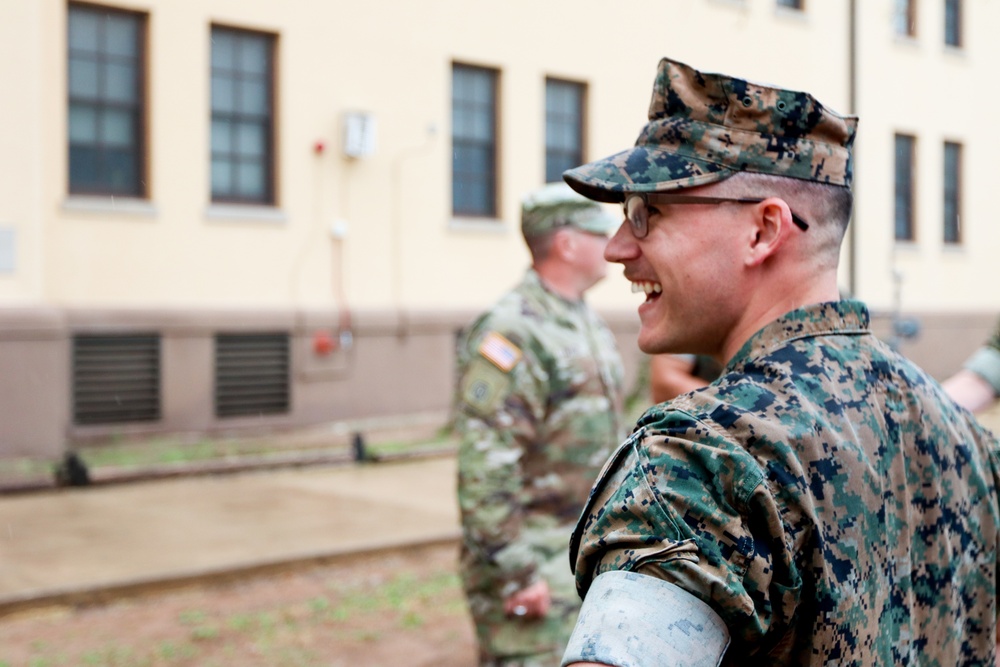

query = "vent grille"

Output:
[[73, 334, 161, 425], [215, 333, 290, 418]]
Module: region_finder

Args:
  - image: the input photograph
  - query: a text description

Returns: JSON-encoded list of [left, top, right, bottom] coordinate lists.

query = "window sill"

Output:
[[448, 217, 508, 234], [775, 6, 806, 20], [205, 204, 287, 224], [63, 196, 157, 217], [891, 34, 920, 47]]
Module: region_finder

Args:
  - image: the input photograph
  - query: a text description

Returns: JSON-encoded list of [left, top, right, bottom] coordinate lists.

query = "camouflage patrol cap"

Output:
[[520, 182, 618, 239], [563, 57, 858, 203]]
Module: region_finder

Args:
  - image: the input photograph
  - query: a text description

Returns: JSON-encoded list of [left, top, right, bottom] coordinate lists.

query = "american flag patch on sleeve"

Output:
[[478, 331, 522, 372]]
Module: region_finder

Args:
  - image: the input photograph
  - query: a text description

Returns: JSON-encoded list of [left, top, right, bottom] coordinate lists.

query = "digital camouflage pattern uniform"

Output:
[[559, 57, 1000, 665], [964, 317, 1000, 396], [456, 265, 624, 667], [571, 301, 1000, 665]]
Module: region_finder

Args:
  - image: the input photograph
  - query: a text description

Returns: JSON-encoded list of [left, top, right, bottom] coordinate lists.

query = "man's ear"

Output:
[[745, 198, 794, 267], [552, 228, 575, 260]]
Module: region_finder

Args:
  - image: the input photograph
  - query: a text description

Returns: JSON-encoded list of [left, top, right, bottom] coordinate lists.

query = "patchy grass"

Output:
[[0, 546, 472, 666]]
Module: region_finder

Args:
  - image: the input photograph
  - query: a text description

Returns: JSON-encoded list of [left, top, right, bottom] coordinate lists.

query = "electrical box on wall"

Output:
[[342, 111, 377, 158]]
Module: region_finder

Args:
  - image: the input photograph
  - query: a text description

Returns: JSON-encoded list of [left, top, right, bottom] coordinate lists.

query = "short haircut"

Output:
[[714, 172, 853, 268], [525, 230, 558, 263]]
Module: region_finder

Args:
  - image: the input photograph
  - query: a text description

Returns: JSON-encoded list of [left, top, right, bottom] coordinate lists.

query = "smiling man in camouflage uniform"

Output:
[[455, 183, 625, 667], [559, 57, 1000, 667]]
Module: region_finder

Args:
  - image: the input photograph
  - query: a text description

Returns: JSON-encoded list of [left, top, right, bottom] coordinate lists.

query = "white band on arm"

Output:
[[561, 570, 730, 667]]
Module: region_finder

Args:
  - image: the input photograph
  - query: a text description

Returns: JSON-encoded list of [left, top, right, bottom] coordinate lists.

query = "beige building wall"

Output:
[[853, 0, 1000, 311], [0, 0, 996, 458]]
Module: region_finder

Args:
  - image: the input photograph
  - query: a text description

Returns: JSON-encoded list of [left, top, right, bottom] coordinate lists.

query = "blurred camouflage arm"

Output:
[[456, 345, 547, 595]]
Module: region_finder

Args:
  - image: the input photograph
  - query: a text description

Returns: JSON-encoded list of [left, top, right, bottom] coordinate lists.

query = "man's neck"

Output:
[[534, 264, 585, 301], [720, 273, 841, 363]]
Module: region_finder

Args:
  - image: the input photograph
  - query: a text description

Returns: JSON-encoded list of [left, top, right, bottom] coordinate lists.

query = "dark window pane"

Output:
[[68, 57, 99, 98], [212, 158, 233, 195], [241, 37, 269, 75], [945, 0, 962, 46], [237, 161, 265, 198], [105, 14, 137, 57], [777, 0, 803, 8], [69, 146, 101, 188], [944, 142, 961, 244], [105, 62, 136, 103], [894, 135, 915, 241], [68, 10, 99, 51], [69, 104, 98, 142], [107, 149, 137, 190], [210, 26, 275, 204], [211, 77, 236, 113], [242, 79, 269, 117], [211, 30, 235, 69], [451, 64, 497, 217]]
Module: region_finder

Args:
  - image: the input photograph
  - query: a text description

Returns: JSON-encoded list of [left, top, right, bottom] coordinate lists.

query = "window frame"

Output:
[[894, 133, 917, 242], [451, 62, 500, 219], [943, 141, 962, 245], [67, 2, 148, 198], [544, 77, 587, 185], [209, 24, 278, 206]]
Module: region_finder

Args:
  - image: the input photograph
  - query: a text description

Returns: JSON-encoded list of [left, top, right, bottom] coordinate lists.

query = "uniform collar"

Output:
[[729, 300, 870, 369]]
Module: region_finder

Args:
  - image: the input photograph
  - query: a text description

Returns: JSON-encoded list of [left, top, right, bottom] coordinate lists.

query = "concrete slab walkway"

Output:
[[0, 456, 459, 616]]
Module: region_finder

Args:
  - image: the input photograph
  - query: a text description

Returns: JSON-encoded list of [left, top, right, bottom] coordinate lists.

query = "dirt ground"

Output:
[[0, 542, 477, 667]]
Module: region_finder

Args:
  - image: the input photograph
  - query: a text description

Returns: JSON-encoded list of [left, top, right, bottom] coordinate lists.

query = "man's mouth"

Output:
[[631, 280, 662, 302]]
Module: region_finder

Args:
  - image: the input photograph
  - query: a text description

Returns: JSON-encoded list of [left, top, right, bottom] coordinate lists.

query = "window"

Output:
[[211, 26, 275, 204], [893, 0, 917, 36], [894, 134, 916, 241], [777, 0, 804, 9], [945, 0, 962, 46], [943, 142, 962, 244], [67, 4, 146, 196], [452, 63, 498, 217], [545, 78, 585, 184]]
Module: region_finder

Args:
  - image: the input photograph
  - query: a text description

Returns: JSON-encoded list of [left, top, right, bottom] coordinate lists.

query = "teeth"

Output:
[[631, 281, 663, 295]]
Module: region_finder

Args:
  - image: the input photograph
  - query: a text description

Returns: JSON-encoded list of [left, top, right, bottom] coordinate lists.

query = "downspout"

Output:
[[847, 0, 858, 296]]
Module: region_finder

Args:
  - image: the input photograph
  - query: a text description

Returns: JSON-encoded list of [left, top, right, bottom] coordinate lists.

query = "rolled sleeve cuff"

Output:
[[561, 571, 730, 667], [965, 346, 1000, 396]]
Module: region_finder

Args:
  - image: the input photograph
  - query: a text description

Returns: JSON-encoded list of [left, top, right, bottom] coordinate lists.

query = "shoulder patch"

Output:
[[478, 331, 522, 372], [460, 358, 512, 415]]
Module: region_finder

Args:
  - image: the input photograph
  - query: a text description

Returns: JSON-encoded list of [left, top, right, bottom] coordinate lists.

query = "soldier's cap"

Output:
[[563, 57, 858, 203], [520, 182, 619, 239]]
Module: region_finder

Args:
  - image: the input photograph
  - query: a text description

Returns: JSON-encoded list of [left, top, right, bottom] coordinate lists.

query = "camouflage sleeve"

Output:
[[456, 331, 548, 595], [570, 417, 779, 650], [965, 318, 1000, 395]]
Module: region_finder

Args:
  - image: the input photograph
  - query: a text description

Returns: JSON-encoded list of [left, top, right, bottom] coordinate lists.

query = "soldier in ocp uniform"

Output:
[[454, 183, 625, 667], [559, 57, 1000, 667]]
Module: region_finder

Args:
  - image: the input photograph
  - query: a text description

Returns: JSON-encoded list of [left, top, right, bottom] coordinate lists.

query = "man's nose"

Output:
[[603, 220, 638, 263]]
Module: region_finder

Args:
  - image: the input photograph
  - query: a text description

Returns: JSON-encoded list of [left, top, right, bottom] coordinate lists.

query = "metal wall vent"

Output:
[[72, 334, 161, 425], [214, 333, 290, 418]]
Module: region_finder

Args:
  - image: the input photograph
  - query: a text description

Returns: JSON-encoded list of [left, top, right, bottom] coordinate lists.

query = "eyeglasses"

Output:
[[622, 193, 810, 239]]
